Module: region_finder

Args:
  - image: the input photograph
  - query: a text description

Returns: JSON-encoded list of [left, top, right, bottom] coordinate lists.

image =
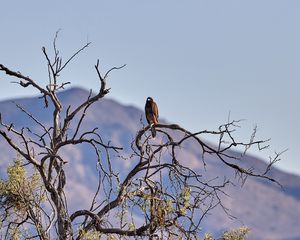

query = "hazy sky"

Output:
[[0, 1, 299, 175]]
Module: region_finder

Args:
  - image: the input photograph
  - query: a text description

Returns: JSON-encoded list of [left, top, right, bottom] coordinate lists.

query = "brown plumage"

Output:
[[145, 97, 159, 137]]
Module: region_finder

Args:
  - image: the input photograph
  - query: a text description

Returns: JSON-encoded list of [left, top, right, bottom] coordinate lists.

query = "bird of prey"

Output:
[[145, 97, 159, 137]]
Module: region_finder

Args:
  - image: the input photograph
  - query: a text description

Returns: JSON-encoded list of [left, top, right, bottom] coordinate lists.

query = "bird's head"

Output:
[[147, 97, 153, 102]]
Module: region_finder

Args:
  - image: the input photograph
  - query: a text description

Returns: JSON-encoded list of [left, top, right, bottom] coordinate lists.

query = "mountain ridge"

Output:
[[0, 87, 299, 239]]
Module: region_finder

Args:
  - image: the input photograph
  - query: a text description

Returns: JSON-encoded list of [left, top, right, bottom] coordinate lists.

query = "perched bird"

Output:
[[145, 97, 159, 137]]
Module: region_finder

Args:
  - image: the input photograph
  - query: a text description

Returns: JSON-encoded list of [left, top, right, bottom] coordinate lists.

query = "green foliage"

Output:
[[204, 226, 250, 240], [0, 156, 45, 240], [0, 158, 43, 214], [204, 233, 214, 240], [10, 227, 21, 240], [128, 222, 135, 231], [78, 228, 101, 240], [221, 226, 250, 240], [179, 186, 191, 216]]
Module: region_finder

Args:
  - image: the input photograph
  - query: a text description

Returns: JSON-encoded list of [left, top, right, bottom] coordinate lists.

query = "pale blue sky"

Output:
[[0, 1, 299, 175]]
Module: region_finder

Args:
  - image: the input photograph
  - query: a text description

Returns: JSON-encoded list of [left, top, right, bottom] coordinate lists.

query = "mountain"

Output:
[[0, 87, 299, 240]]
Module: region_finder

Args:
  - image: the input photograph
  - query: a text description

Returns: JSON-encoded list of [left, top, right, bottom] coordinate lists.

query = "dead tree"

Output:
[[0, 33, 282, 240]]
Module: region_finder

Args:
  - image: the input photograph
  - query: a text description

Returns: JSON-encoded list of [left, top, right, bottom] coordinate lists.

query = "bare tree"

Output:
[[0, 33, 282, 240]]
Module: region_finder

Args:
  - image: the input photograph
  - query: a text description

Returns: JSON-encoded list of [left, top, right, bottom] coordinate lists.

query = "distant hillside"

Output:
[[0, 87, 299, 240]]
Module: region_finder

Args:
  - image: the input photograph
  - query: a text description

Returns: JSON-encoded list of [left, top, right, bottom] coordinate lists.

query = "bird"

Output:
[[145, 97, 159, 137]]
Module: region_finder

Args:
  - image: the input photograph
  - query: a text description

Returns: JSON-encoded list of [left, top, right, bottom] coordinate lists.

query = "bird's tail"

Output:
[[150, 123, 156, 138]]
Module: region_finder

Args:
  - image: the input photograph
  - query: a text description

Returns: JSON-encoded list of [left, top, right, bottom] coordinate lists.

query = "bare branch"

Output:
[[0, 33, 282, 240]]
